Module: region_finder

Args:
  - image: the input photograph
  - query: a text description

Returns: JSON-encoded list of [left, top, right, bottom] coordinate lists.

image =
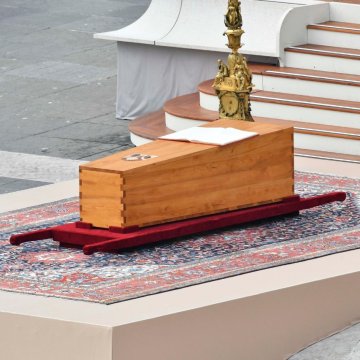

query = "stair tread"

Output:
[[244, 63, 278, 74], [285, 44, 360, 60], [255, 116, 360, 138], [128, 110, 172, 139], [164, 93, 219, 121], [308, 21, 360, 34], [295, 149, 360, 163], [198, 83, 360, 113], [129, 110, 360, 162], [166, 92, 360, 120], [251, 90, 360, 113], [262, 67, 360, 86], [150, 97, 360, 136], [199, 68, 360, 97]]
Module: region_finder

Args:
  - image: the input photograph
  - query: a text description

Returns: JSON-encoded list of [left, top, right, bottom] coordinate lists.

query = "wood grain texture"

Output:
[[295, 148, 360, 162], [80, 169, 125, 228], [80, 120, 294, 228]]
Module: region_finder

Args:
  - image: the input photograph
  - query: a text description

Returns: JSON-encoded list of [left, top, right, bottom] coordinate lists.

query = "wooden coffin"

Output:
[[79, 119, 294, 229]]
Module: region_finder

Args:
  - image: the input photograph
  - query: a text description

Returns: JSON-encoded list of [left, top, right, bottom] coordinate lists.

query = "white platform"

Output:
[[96, 0, 328, 59], [93, 0, 182, 44], [95, 0, 329, 119], [0, 158, 359, 360]]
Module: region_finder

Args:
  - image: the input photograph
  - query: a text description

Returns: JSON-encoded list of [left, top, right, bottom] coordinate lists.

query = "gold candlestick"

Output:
[[213, 0, 254, 121]]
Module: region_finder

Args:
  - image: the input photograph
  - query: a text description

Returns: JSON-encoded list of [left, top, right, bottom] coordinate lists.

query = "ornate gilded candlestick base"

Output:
[[213, 0, 254, 122]]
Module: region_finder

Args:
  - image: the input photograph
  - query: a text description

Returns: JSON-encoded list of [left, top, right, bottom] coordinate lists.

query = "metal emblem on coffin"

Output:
[[122, 153, 158, 161]]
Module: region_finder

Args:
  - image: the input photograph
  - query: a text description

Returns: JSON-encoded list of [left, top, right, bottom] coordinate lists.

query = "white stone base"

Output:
[[0, 158, 359, 360], [0, 251, 359, 360]]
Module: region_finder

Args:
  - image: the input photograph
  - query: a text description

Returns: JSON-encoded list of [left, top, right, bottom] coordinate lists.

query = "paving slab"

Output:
[[0, 76, 77, 107], [0, 77, 118, 141], [0, 177, 50, 195], [62, 43, 117, 68], [5, 61, 116, 85], [0, 12, 81, 34], [0, 0, 151, 193], [289, 323, 360, 360], [55, 15, 131, 34], [85, 114, 132, 126], [0, 136, 124, 160], [1, 28, 109, 62], [42, 122, 131, 145], [0, 151, 84, 183], [0, 4, 40, 21], [79, 144, 134, 161]]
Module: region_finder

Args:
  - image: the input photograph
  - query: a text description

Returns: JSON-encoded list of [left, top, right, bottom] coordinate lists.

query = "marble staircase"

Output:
[[129, 12, 360, 163]]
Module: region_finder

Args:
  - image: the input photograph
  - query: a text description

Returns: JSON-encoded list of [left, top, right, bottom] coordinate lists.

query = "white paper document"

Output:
[[160, 127, 258, 146]]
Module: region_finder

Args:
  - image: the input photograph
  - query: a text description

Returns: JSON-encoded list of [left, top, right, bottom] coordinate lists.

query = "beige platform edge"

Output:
[[0, 156, 359, 360]]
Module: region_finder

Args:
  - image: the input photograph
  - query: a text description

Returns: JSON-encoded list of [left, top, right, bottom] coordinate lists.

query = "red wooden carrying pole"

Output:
[[9, 192, 346, 255]]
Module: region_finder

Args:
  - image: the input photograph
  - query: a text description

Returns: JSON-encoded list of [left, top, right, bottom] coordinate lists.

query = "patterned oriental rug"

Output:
[[0, 172, 359, 304]]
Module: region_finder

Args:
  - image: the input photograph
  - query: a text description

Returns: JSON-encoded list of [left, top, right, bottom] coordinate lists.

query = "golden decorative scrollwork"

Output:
[[213, 0, 254, 122]]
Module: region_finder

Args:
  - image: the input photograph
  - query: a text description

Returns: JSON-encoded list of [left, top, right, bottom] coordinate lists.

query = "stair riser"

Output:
[[130, 133, 152, 146], [308, 29, 360, 50], [250, 74, 263, 91], [262, 76, 360, 102], [285, 52, 360, 75], [251, 102, 360, 129], [295, 133, 360, 156], [200, 92, 219, 111], [330, 3, 360, 23], [165, 113, 206, 131], [200, 91, 360, 123]]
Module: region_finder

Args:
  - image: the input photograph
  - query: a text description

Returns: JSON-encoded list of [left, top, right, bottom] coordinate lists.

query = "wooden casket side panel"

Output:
[[122, 127, 294, 227], [80, 169, 125, 228]]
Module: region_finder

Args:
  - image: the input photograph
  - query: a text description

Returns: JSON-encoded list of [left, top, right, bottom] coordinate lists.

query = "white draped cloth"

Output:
[[116, 42, 228, 119]]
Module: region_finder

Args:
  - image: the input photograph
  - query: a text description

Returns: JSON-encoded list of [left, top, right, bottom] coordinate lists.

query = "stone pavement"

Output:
[[289, 323, 360, 360], [0, 0, 151, 194]]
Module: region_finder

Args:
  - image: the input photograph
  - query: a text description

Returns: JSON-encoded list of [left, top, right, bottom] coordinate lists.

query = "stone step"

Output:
[[251, 90, 360, 129], [308, 21, 360, 48], [285, 44, 360, 75], [129, 107, 360, 158], [129, 110, 172, 146], [200, 66, 360, 103], [198, 82, 360, 129], [329, 2, 360, 23], [308, 21, 360, 34]]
